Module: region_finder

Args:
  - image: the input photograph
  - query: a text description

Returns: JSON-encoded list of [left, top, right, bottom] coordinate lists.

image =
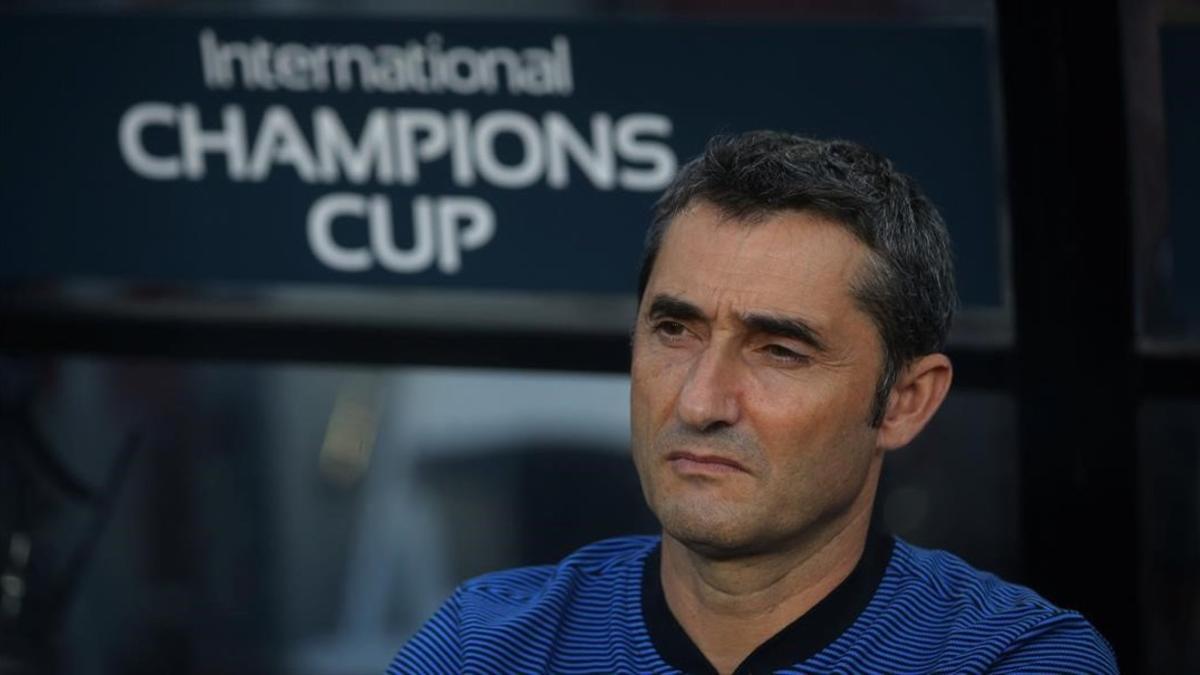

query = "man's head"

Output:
[[629, 131, 956, 557], [639, 132, 957, 427]]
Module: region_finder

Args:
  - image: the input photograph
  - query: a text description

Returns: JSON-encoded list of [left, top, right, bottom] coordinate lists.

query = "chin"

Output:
[[654, 499, 766, 559]]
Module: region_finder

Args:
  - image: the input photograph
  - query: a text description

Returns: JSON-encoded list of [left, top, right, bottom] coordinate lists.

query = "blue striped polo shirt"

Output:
[[389, 533, 1118, 673]]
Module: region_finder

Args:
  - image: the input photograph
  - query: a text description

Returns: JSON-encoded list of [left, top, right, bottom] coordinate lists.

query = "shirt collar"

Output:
[[640, 529, 895, 674]]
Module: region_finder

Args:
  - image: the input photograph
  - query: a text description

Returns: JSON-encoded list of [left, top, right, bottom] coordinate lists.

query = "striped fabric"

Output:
[[389, 536, 1118, 674]]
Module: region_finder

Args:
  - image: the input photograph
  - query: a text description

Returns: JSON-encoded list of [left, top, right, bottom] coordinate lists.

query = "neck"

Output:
[[659, 498, 875, 674]]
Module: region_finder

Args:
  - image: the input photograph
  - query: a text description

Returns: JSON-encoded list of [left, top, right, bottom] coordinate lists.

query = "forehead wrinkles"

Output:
[[657, 219, 864, 328], [668, 205, 866, 278]]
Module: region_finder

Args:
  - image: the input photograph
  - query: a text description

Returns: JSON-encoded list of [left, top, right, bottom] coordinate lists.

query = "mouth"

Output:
[[665, 450, 749, 475]]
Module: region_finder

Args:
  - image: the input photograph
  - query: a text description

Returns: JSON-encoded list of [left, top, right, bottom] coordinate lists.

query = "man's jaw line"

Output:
[[659, 497, 876, 612]]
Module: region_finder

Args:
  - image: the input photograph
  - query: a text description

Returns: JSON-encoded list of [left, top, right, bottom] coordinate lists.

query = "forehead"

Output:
[[648, 201, 872, 324]]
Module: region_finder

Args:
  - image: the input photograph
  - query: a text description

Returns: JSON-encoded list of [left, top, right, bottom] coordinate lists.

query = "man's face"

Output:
[[630, 201, 888, 557]]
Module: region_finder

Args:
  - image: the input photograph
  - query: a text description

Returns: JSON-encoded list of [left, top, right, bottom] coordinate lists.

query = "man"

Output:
[[389, 132, 1117, 673]]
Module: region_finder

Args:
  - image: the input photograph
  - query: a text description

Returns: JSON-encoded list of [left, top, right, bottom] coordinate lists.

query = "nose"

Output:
[[676, 342, 741, 432]]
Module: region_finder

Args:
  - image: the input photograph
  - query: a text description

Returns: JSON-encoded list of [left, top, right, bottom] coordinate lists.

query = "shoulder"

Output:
[[887, 538, 1056, 614], [458, 534, 659, 600], [389, 535, 659, 674], [850, 539, 1118, 672]]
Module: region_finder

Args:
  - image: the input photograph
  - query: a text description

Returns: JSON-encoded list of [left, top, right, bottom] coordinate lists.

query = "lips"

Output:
[[665, 450, 749, 473]]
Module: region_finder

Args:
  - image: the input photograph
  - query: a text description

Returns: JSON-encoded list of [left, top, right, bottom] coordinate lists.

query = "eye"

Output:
[[649, 320, 699, 347], [653, 320, 688, 338], [762, 343, 809, 364]]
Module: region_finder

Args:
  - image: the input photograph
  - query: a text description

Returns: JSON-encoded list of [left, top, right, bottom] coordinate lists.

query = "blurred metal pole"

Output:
[[996, 0, 1141, 668]]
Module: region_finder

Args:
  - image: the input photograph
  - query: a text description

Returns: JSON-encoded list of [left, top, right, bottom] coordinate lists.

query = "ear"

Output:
[[875, 353, 953, 451]]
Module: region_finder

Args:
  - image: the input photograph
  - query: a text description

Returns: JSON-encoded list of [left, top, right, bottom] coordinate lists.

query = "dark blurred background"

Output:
[[1, 1, 1198, 673]]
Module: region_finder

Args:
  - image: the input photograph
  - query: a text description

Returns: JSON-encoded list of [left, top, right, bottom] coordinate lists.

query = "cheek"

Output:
[[630, 351, 676, 497], [629, 353, 662, 454], [630, 343, 684, 423], [748, 378, 873, 466]]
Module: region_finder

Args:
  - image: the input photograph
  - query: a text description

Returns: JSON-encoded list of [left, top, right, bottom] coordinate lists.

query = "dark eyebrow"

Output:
[[647, 293, 827, 352], [646, 294, 707, 323], [742, 312, 829, 352]]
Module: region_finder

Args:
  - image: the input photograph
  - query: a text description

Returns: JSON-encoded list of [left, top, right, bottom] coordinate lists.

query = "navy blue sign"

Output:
[[0, 14, 1002, 307], [1162, 28, 1200, 327]]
